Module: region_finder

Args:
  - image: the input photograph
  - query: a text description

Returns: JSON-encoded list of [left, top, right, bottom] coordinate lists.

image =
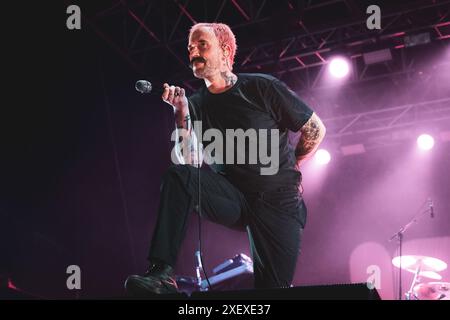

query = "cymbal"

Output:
[[392, 255, 447, 279], [413, 282, 450, 300]]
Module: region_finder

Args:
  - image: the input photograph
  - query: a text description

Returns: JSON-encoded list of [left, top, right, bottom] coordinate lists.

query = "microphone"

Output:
[[135, 80, 153, 94], [135, 80, 164, 95], [428, 198, 434, 218]]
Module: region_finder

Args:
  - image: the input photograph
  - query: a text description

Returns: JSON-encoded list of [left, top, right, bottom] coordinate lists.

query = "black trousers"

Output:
[[149, 165, 306, 288]]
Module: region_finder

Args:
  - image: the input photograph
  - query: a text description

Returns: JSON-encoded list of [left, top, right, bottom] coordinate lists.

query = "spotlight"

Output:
[[315, 149, 331, 165], [328, 57, 350, 78], [417, 134, 435, 150]]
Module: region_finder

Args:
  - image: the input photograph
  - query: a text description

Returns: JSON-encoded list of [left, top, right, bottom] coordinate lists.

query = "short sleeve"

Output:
[[265, 79, 313, 132]]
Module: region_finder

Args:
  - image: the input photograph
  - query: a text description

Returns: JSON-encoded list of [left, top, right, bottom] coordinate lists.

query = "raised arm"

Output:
[[162, 83, 202, 166]]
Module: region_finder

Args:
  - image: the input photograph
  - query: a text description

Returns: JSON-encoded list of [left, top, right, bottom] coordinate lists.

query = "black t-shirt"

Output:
[[188, 73, 313, 193]]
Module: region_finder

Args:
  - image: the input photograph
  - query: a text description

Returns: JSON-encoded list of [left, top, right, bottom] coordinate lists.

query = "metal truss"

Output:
[[322, 97, 450, 151], [325, 97, 450, 138], [313, 52, 450, 151], [83, 0, 450, 152], [84, 0, 450, 89]]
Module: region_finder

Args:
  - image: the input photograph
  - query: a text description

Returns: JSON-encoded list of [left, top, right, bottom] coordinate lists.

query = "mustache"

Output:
[[189, 57, 206, 69]]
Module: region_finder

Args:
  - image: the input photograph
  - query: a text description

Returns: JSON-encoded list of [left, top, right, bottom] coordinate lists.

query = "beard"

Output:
[[191, 57, 221, 79]]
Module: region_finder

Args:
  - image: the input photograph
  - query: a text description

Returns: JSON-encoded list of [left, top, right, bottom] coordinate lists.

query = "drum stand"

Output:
[[405, 264, 422, 300], [389, 199, 433, 300]]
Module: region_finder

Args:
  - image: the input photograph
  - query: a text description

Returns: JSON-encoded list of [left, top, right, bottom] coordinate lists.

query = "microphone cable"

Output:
[[190, 100, 212, 291]]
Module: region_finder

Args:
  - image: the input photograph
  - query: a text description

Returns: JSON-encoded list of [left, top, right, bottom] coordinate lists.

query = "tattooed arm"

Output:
[[174, 107, 191, 131], [162, 83, 202, 166], [295, 112, 326, 167], [173, 110, 202, 166]]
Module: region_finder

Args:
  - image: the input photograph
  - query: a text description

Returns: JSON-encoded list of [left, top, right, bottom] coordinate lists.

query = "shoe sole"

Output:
[[125, 276, 179, 298]]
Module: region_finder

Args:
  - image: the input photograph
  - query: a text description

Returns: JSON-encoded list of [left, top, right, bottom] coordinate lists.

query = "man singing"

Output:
[[125, 22, 326, 296]]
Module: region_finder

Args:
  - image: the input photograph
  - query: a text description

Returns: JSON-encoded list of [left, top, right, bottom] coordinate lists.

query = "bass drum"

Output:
[[413, 282, 450, 300]]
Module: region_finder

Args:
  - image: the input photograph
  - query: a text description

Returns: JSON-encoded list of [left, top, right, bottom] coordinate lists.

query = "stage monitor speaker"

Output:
[[189, 283, 381, 300]]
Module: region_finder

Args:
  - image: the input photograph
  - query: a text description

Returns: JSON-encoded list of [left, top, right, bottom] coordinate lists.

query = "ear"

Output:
[[222, 44, 230, 57]]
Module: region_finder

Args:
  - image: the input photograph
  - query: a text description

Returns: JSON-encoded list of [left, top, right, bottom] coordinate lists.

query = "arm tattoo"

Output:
[[295, 117, 322, 159], [175, 112, 200, 165], [176, 113, 191, 131], [184, 114, 191, 131]]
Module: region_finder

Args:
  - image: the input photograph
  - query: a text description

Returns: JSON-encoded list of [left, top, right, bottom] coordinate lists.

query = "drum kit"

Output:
[[392, 255, 449, 300]]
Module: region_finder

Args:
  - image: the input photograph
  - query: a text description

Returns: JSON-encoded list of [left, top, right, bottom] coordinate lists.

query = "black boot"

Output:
[[125, 262, 179, 297]]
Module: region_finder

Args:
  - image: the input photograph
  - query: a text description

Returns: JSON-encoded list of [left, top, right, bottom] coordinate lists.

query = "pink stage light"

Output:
[[417, 134, 435, 150], [315, 149, 331, 165], [328, 57, 350, 78]]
